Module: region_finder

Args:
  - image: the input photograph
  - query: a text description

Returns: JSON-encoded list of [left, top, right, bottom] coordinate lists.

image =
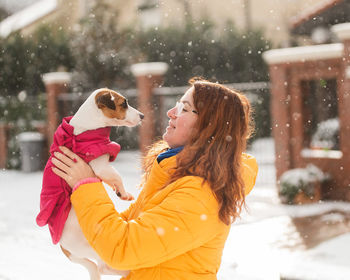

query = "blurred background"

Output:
[[1, 0, 350, 279]]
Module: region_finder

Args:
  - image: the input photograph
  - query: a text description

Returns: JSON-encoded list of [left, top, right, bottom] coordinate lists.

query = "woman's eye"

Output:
[[183, 105, 191, 112]]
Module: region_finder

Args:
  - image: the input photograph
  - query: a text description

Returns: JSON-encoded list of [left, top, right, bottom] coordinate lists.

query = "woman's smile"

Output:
[[167, 121, 176, 130], [162, 87, 198, 148]]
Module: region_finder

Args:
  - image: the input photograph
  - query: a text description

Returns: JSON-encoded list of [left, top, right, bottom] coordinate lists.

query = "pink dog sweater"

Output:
[[36, 116, 121, 244]]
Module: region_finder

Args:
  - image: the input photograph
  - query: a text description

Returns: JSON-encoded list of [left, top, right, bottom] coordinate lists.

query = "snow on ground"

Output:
[[1, 138, 350, 280], [0, 151, 142, 280]]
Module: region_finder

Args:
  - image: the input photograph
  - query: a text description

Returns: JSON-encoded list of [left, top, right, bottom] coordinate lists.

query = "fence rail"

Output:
[[0, 81, 270, 169], [153, 81, 269, 96]]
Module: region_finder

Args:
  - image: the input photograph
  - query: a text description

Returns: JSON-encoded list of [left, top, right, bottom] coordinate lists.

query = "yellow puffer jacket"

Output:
[[71, 153, 258, 280]]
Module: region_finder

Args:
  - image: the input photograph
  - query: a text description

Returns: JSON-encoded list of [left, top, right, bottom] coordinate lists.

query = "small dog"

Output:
[[36, 88, 144, 279]]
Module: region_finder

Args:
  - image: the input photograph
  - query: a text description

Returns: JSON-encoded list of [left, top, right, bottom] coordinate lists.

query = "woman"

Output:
[[52, 78, 258, 279]]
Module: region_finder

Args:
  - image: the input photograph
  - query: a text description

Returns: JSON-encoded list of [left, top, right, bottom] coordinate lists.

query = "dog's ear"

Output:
[[96, 91, 116, 110]]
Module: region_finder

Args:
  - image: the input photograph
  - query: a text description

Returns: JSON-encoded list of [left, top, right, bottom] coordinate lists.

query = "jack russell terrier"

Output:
[[36, 88, 144, 279]]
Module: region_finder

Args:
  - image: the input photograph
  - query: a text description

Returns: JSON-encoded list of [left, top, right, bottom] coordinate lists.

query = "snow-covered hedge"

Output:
[[279, 164, 329, 204], [311, 118, 340, 150]]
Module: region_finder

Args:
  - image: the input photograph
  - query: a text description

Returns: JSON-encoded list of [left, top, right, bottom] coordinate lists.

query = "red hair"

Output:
[[142, 78, 253, 225]]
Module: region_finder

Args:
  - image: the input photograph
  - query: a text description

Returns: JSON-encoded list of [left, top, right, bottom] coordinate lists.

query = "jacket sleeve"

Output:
[[119, 191, 143, 221], [70, 177, 225, 270], [241, 153, 258, 195], [119, 200, 137, 221]]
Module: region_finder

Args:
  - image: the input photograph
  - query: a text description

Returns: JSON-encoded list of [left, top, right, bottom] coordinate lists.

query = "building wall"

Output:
[[16, 0, 328, 46], [153, 0, 327, 46], [20, 0, 82, 36]]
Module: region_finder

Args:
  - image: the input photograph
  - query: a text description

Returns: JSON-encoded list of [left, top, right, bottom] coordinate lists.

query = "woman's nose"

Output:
[[167, 106, 177, 118]]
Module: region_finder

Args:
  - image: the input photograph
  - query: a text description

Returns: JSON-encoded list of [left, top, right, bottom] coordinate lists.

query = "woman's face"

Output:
[[163, 87, 198, 148]]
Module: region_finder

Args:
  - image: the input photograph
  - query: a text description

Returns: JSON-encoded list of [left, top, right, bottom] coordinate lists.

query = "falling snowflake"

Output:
[[156, 227, 165, 236], [200, 214, 207, 221]]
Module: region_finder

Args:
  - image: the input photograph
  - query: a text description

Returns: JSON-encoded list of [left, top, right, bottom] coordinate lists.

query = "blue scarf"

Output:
[[157, 146, 184, 163]]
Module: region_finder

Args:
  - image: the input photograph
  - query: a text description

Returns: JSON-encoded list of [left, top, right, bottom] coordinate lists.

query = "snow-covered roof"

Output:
[[0, 0, 57, 38], [42, 72, 72, 84], [263, 43, 343, 65], [332, 22, 350, 40], [301, 148, 343, 159], [17, 132, 45, 142], [130, 62, 169, 77], [290, 0, 345, 30]]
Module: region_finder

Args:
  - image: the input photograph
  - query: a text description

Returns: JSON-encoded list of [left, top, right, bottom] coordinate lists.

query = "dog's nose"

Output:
[[139, 113, 144, 120]]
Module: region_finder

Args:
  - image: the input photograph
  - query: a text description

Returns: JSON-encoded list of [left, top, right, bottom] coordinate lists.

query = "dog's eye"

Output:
[[120, 99, 128, 109]]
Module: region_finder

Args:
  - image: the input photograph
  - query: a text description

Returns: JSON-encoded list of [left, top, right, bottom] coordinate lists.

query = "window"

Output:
[[302, 79, 340, 151]]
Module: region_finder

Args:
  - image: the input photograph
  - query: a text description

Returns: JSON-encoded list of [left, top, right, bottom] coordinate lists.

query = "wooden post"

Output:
[[42, 72, 71, 148], [130, 62, 168, 155]]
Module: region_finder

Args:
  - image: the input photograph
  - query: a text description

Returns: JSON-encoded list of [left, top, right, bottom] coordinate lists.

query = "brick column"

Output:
[[263, 44, 344, 183], [289, 71, 304, 168], [332, 23, 350, 199], [0, 122, 7, 169], [42, 72, 71, 148], [332, 24, 350, 160], [342, 39, 350, 159], [338, 39, 350, 165], [267, 64, 291, 179], [130, 62, 168, 155]]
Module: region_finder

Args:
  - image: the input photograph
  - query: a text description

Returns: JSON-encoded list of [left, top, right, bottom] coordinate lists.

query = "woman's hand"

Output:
[[51, 146, 96, 188]]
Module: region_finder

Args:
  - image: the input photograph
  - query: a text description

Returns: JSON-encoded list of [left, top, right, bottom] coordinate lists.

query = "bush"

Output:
[[69, 8, 271, 90], [0, 26, 74, 97], [0, 24, 73, 168], [1, 4, 271, 94], [1, 5, 273, 168], [0, 93, 46, 169], [130, 20, 270, 86], [279, 164, 329, 204], [69, 1, 132, 92], [249, 89, 271, 140], [310, 118, 339, 150]]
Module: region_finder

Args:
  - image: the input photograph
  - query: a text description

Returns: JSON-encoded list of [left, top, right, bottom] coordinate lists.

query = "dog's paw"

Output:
[[116, 191, 134, 201]]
